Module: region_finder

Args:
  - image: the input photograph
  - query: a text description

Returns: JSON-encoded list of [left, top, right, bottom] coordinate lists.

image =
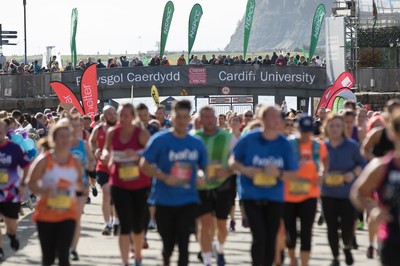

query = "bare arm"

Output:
[[361, 128, 382, 161], [139, 128, 150, 148], [27, 155, 47, 195], [84, 141, 96, 172], [89, 125, 100, 158], [350, 158, 384, 212]]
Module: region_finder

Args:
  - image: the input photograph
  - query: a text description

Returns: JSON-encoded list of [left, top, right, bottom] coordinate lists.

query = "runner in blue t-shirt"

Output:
[[140, 100, 208, 266], [230, 105, 298, 266]]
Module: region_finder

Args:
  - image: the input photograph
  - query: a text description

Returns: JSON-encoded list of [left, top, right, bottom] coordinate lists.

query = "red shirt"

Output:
[[95, 126, 109, 173], [109, 125, 151, 190]]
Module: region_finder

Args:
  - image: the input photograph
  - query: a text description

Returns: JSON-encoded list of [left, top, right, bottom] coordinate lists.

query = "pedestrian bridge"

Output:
[[0, 65, 327, 112]]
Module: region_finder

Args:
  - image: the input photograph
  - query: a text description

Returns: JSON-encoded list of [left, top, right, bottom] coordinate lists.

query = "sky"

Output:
[[1, 0, 247, 56]]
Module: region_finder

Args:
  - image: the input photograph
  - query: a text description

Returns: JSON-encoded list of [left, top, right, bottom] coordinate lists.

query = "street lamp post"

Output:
[[396, 38, 400, 68], [23, 0, 27, 64]]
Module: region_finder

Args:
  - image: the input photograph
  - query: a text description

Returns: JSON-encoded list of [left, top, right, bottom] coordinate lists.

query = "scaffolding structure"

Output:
[[331, 0, 400, 86]]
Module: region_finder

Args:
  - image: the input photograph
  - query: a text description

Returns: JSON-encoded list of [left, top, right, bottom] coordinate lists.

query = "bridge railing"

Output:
[[0, 65, 329, 99]]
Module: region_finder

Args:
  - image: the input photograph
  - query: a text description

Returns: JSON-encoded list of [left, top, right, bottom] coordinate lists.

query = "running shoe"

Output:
[[0, 248, 4, 261], [113, 224, 120, 236], [229, 219, 236, 231], [86, 196, 91, 204], [148, 219, 157, 230], [92, 186, 98, 197], [102, 225, 112, 235], [366, 245, 374, 259], [9, 237, 19, 251], [134, 259, 142, 266], [357, 221, 364, 230], [217, 253, 226, 266], [343, 249, 354, 265], [70, 250, 79, 261], [197, 251, 203, 263]]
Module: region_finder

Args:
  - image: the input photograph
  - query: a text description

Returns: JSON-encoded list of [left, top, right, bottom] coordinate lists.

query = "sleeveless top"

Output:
[[33, 152, 79, 223], [376, 153, 400, 246], [95, 125, 109, 173], [70, 139, 88, 186], [373, 128, 394, 157], [109, 125, 151, 190]]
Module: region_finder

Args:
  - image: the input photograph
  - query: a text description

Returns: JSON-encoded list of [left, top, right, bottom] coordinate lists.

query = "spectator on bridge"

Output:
[[298, 56, 308, 66], [208, 54, 216, 65], [285, 52, 291, 63], [310, 58, 318, 67], [107, 58, 118, 68], [33, 60, 41, 74], [96, 59, 106, 68], [236, 55, 246, 64], [51, 61, 60, 72], [252, 56, 261, 65], [64, 62, 73, 71], [10, 59, 19, 74], [271, 52, 278, 64], [149, 55, 161, 66], [294, 54, 300, 65], [76, 60, 86, 70], [316, 56, 322, 66], [189, 55, 202, 66], [160, 56, 170, 66], [120, 56, 129, 67], [223, 55, 235, 66], [262, 55, 272, 65], [201, 55, 209, 65], [47, 56, 57, 69], [287, 56, 296, 66], [86, 57, 95, 68], [177, 54, 186, 66], [275, 54, 287, 66]]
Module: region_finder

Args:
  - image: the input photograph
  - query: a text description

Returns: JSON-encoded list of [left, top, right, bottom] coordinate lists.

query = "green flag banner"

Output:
[[188, 4, 203, 60], [243, 0, 255, 60], [308, 4, 325, 63], [70, 8, 78, 70], [160, 1, 175, 57]]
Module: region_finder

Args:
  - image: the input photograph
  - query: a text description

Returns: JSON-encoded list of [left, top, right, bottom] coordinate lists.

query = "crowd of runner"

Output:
[[0, 98, 399, 266]]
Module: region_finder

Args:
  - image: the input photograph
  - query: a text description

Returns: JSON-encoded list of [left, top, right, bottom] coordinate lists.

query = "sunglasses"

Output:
[[245, 114, 253, 117]]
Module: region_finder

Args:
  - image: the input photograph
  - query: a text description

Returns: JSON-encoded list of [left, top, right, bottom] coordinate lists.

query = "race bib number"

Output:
[[253, 172, 277, 187], [47, 190, 71, 211], [206, 161, 222, 182], [118, 161, 139, 181], [289, 178, 311, 195], [0, 169, 9, 184], [171, 162, 193, 188], [325, 174, 344, 187]]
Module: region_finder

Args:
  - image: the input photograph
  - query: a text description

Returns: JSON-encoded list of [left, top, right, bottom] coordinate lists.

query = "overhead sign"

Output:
[[64, 65, 327, 91]]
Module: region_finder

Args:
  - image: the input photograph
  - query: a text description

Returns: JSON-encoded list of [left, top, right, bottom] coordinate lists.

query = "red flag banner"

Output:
[[316, 71, 354, 114], [80, 64, 98, 121], [50, 81, 84, 115]]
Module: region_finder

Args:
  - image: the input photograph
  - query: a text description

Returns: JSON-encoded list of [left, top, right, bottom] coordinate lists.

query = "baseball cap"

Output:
[[298, 115, 314, 132]]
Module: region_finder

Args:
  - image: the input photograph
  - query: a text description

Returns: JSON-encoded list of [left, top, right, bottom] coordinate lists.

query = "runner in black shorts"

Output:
[[89, 105, 118, 235], [194, 106, 234, 266], [0, 120, 31, 260]]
